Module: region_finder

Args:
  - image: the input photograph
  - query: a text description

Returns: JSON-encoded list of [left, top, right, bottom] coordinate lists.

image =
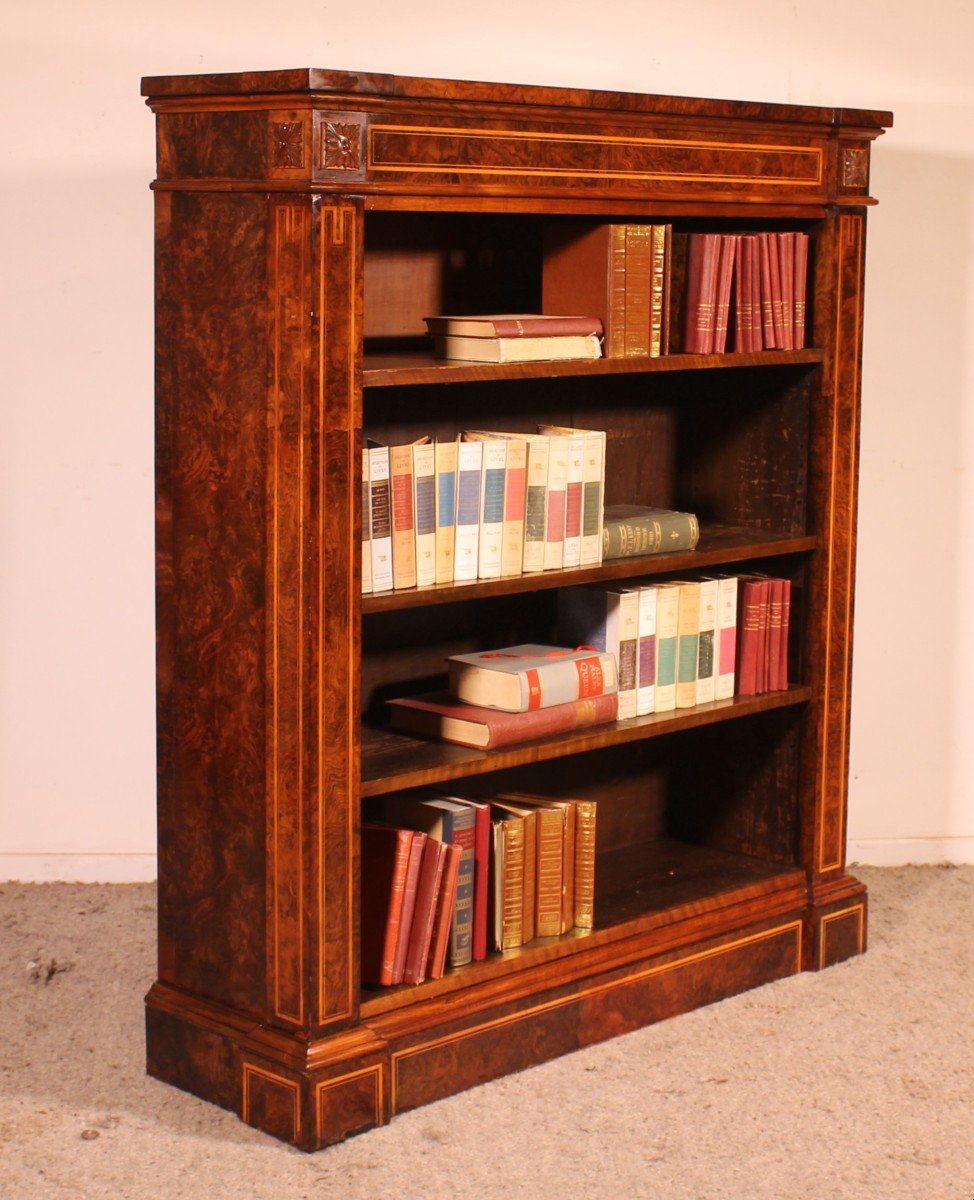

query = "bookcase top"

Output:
[[140, 67, 893, 130]]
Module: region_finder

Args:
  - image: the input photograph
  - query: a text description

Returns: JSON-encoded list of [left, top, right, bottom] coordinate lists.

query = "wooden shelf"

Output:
[[360, 685, 812, 797], [363, 347, 824, 389], [362, 526, 816, 614], [361, 838, 805, 1016]]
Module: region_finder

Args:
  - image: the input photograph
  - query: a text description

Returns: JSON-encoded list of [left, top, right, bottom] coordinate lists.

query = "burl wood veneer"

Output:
[[143, 67, 890, 1150]]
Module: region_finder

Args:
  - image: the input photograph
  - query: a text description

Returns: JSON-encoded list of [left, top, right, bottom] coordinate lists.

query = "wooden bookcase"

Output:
[[142, 68, 891, 1150]]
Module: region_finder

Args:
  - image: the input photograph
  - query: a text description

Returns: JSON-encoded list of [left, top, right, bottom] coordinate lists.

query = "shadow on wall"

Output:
[[849, 141, 973, 852]]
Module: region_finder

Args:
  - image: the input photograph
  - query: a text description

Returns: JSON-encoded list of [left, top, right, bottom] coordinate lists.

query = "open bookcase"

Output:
[[142, 68, 891, 1149]]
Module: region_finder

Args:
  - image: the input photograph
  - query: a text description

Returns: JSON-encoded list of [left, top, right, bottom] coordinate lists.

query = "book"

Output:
[[778, 577, 792, 691], [649, 224, 669, 358], [448, 797, 490, 961], [683, 233, 720, 353], [602, 506, 700, 560], [366, 442, 393, 593], [537, 425, 606, 566], [542, 223, 628, 356], [558, 586, 639, 721], [500, 436, 528, 577], [713, 575, 739, 701], [425, 844, 462, 981], [713, 234, 739, 354], [696, 577, 718, 705], [490, 798, 538, 942], [387, 689, 619, 749], [390, 831, 427, 985], [497, 794, 569, 937], [557, 429, 585, 569], [573, 799, 597, 929], [453, 438, 483, 582], [490, 809, 525, 951], [509, 432, 549, 574], [412, 441, 436, 588], [767, 577, 785, 693], [360, 824, 415, 987], [736, 576, 767, 696], [675, 581, 701, 709], [448, 644, 618, 713], [369, 795, 477, 968], [464, 433, 505, 580], [624, 224, 653, 357], [390, 439, 429, 590], [758, 234, 776, 349], [431, 333, 602, 363], [654, 582, 681, 712], [778, 232, 796, 351], [634, 584, 657, 716], [361, 448, 372, 595], [434, 438, 458, 584], [402, 837, 447, 986], [543, 429, 569, 570], [793, 234, 809, 349], [424, 313, 604, 339]]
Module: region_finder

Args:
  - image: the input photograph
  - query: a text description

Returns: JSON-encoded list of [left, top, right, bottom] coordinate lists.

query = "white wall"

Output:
[[2, 0, 972, 879]]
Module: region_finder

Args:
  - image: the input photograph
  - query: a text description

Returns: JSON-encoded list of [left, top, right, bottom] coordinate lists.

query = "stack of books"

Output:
[[389, 643, 619, 749], [424, 314, 603, 363], [362, 425, 607, 593], [682, 231, 810, 354], [362, 789, 599, 985]]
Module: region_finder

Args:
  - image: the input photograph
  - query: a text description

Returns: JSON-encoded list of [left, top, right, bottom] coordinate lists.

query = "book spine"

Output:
[[390, 443, 417, 590], [500, 437, 527, 577], [453, 439, 482, 582], [636, 584, 657, 715], [580, 431, 605, 566], [367, 446, 393, 593], [778, 578, 792, 691], [470, 803, 490, 961], [649, 224, 667, 358], [654, 584, 680, 712], [412, 442, 436, 588], [603, 515, 660, 559], [379, 831, 415, 987], [573, 800, 597, 930], [684, 233, 720, 354], [500, 819, 525, 951], [793, 233, 809, 349], [477, 438, 507, 580], [675, 582, 701, 709], [488, 315, 604, 338], [624, 224, 652, 357], [391, 832, 427, 984], [608, 224, 628, 357], [767, 577, 784, 692], [713, 234, 738, 354], [661, 223, 674, 355], [758, 234, 777, 349], [768, 233, 785, 349], [534, 808, 564, 938], [714, 574, 739, 700], [559, 800, 576, 934], [756, 578, 771, 693], [778, 233, 796, 351], [434, 439, 458, 584], [448, 813, 476, 968], [521, 436, 549, 573], [561, 434, 585, 569], [613, 589, 640, 720], [543, 433, 568, 570], [426, 844, 461, 981], [402, 840, 445, 986], [736, 579, 763, 696], [520, 812, 537, 943], [361, 447, 372, 595], [696, 578, 718, 705]]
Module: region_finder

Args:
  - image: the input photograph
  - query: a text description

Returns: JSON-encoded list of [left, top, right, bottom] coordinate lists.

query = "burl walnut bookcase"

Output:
[[142, 68, 891, 1149]]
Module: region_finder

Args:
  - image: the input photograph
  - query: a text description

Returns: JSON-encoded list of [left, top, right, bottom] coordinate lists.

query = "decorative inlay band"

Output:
[[818, 905, 865, 968], [314, 1065, 383, 1142], [368, 124, 824, 188], [242, 1063, 301, 1139]]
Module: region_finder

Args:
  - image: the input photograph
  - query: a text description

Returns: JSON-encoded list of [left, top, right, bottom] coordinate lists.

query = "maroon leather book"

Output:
[[423, 314, 604, 339], [748, 235, 763, 351], [758, 234, 777, 348], [388, 689, 618, 748], [712, 235, 738, 353], [542, 224, 626, 355], [778, 233, 796, 350], [793, 234, 809, 349], [767, 578, 785, 692], [735, 579, 764, 696], [734, 236, 760, 353], [426, 844, 462, 980], [390, 831, 427, 984], [778, 578, 792, 690], [768, 233, 785, 349], [683, 233, 720, 353], [403, 838, 447, 985], [755, 578, 771, 693], [360, 825, 415, 987]]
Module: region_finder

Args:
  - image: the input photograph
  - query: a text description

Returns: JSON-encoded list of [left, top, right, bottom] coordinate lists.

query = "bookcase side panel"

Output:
[[155, 190, 272, 1017], [800, 207, 867, 879]]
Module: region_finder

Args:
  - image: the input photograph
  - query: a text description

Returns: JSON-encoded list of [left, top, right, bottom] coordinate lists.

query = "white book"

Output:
[[366, 443, 393, 593], [634, 584, 657, 715], [543, 432, 569, 571], [454, 439, 483, 582], [696, 577, 718, 705], [654, 582, 681, 713], [474, 436, 506, 579], [412, 441, 436, 588], [361, 447, 372, 595], [558, 585, 639, 720], [508, 433, 549, 574], [500, 437, 527, 577], [434, 439, 458, 584], [714, 575, 739, 700], [538, 425, 606, 565]]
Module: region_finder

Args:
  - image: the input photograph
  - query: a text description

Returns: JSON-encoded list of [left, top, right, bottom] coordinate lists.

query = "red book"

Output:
[[360, 825, 415, 987], [426, 844, 462, 980], [390, 831, 427, 984], [757, 234, 776, 348], [767, 233, 785, 349], [778, 233, 796, 350], [748, 235, 763, 351], [736, 579, 764, 697], [755, 578, 771, 693], [767, 578, 785, 693], [778, 578, 792, 691], [712, 235, 738, 353], [734, 236, 760, 353], [388, 689, 619, 749], [449, 798, 491, 961], [793, 234, 809, 349], [403, 839, 447, 986], [683, 233, 721, 353]]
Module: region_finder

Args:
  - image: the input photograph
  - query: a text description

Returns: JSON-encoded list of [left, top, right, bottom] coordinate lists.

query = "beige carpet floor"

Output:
[[1, 865, 972, 1199]]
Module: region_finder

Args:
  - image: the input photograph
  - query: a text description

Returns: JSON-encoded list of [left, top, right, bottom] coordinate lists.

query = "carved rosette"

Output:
[[841, 146, 869, 190], [319, 121, 363, 172], [273, 122, 305, 170]]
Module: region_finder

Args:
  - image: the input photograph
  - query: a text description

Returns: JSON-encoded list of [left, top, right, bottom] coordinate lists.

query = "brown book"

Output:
[[390, 831, 427, 984], [573, 800, 598, 930], [360, 824, 416, 987], [425, 844, 461, 980], [683, 233, 720, 353], [402, 838, 447, 986], [648, 224, 668, 358], [660, 223, 674, 355], [499, 793, 576, 935], [624, 224, 653, 357], [496, 795, 563, 938], [543, 223, 628, 357], [490, 810, 525, 951], [491, 799, 537, 943], [793, 234, 809, 349], [388, 689, 618, 749]]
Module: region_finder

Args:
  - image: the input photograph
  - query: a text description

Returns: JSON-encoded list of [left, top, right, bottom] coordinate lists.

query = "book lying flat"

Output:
[[432, 333, 603, 363], [388, 689, 619, 748], [448, 644, 618, 713], [424, 313, 603, 339]]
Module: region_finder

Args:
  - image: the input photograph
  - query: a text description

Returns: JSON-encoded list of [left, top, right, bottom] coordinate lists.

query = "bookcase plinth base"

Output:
[[805, 874, 868, 970], [146, 893, 837, 1149]]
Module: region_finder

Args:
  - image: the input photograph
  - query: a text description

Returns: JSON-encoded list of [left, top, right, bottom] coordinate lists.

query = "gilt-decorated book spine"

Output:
[[573, 800, 598, 930], [758, 234, 777, 349], [624, 224, 653, 357], [654, 583, 681, 712], [713, 234, 738, 354], [649, 224, 668, 358], [793, 234, 809, 350], [390, 443, 417, 590], [391, 832, 428, 985], [684, 233, 720, 354], [560, 432, 585, 569], [492, 817, 525, 952], [609, 224, 628, 357], [534, 807, 565, 938], [543, 432, 568, 571], [778, 232, 796, 351], [447, 809, 477, 968]]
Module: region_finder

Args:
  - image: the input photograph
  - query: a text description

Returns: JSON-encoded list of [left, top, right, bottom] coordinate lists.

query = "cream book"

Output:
[[634, 584, 657, 716], [461, 433, 505, 580], [675, 581, 701, 709], [509, 433, 550, 574], [432, 332, 602, 363], [366, 442, 393, 593], [696, 577, 718, 705], [361, 447, 372, 595], [654, 582, 681, 713], [434, 439, 458, 585], [453, 438, 483, 582], [714, 574, 739, 700], [538, 425, 606, 566], [412, 441, 436, 588], [543, 431, 569, 571]]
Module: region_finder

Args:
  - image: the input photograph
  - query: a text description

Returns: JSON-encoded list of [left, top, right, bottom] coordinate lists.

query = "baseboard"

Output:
[[848, 837, 974, 866], [0, 854, 157, 883]]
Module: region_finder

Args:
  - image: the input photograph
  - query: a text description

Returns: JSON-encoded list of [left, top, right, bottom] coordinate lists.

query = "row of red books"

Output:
[[737, 575, 792, 696], [362, 790, 597, 988], [684, 231, 809, 355]]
